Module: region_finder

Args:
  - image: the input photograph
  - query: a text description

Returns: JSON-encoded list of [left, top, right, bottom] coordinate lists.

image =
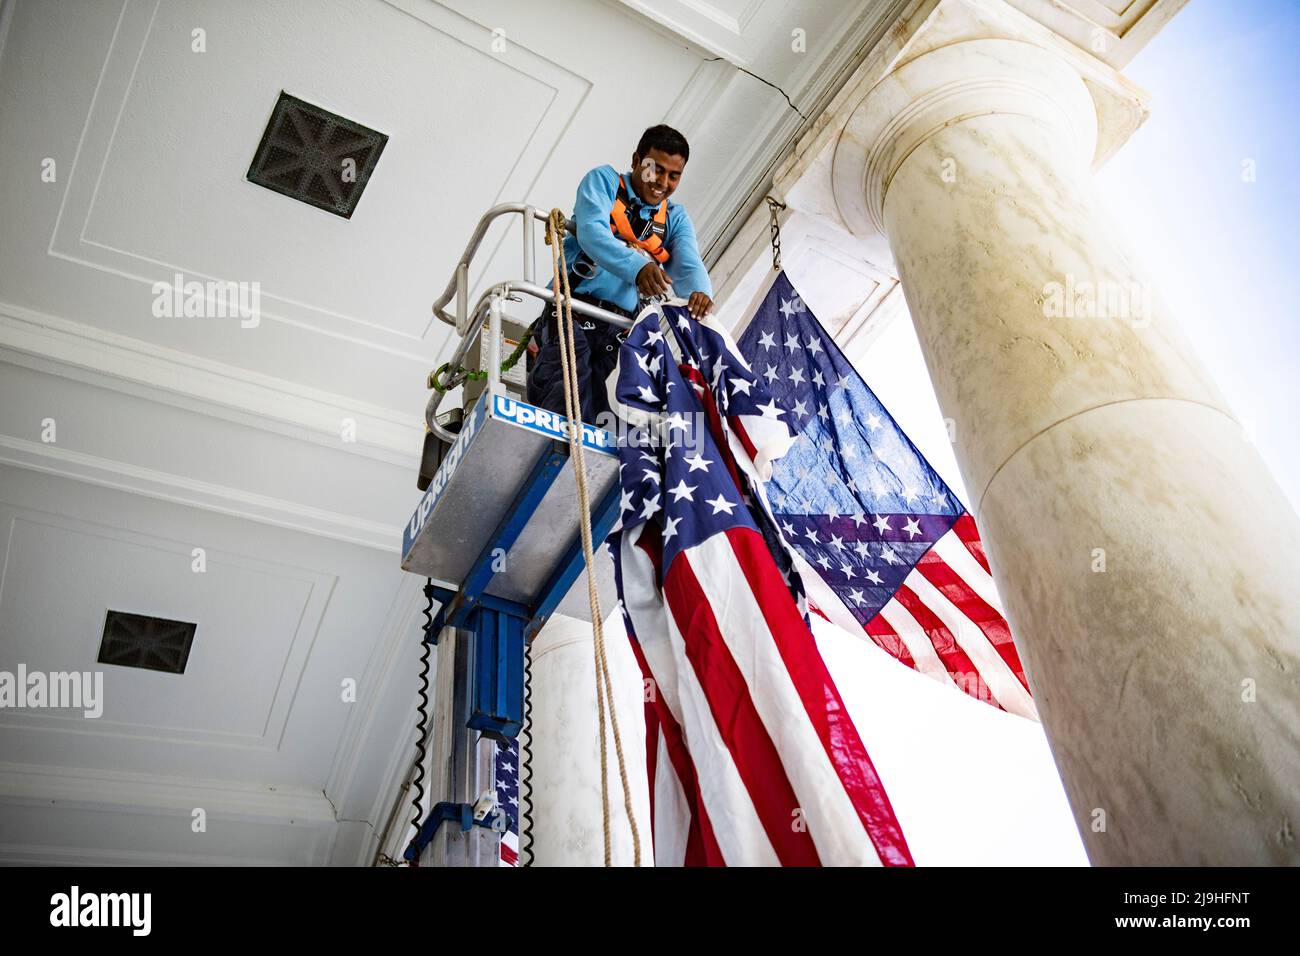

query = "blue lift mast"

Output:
[[398, 204, 633, 866]]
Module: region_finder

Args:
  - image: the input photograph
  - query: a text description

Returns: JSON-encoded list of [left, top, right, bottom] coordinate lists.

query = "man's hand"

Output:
[[687, 291, 714, 320], [636, 262, 672, 299]]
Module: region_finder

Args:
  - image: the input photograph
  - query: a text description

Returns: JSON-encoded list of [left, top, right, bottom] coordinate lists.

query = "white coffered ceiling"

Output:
[[0, 0, 901, 864]]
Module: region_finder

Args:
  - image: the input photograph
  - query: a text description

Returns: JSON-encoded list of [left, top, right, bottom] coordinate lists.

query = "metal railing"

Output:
[[426, 203, 638, 443]]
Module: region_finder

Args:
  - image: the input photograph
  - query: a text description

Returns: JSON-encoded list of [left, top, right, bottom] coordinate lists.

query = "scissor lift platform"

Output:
[[401, 390, 622, 637]]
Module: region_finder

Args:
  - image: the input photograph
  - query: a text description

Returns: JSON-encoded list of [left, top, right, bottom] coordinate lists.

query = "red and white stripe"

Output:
[[796, 514, 1037, 720], [619, 522, 913, 866], [499, 831, 518, 867]]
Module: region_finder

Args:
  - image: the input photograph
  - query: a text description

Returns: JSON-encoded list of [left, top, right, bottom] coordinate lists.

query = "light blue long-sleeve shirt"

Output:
[[550, 165, 713, 314]]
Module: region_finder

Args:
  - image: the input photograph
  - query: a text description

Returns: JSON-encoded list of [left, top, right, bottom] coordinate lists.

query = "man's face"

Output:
[[631, 148, 686, 204]]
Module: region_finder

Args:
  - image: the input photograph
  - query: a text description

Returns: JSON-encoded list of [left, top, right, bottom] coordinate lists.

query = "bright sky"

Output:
[[1096, 0, 1300, 510]]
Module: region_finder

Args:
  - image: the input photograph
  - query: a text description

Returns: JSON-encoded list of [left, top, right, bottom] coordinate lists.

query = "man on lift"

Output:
[[527, 124, 714, 427]]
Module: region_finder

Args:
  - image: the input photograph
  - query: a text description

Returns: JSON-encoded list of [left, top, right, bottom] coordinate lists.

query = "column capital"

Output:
[[773, 0, 1164, 239], [832, 38, 1097, 236]]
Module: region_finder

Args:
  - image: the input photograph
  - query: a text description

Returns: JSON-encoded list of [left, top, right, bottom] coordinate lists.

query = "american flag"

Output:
[[494, 737, 520, 867], [735, 272, 1036, 719], [606, 298, 913, 866]]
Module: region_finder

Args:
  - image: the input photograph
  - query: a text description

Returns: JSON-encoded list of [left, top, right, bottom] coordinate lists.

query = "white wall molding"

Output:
[[324, 575, 424, 833], [0, 842, 313, 867], [0, 760, 337, 821], [0, 302, 424, 468], [0, 762, 339, 866], [606, 0, 766, 66], [0, 433, 401, 553]]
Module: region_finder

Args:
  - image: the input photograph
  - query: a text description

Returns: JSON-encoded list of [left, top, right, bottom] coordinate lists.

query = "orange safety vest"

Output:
[[608, 174, 670, 264]]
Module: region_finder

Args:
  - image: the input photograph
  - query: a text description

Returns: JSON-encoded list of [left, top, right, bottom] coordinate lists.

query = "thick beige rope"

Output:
[[545, 210, 642, 867]]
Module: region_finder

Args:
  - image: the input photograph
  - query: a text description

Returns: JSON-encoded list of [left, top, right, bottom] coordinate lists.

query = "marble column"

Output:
[[527, 611, 652, 866], [832, 38, 1300, 864]]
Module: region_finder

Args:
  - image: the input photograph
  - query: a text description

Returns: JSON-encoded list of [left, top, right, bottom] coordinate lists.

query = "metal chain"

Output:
[[765, 195, 787, 272]]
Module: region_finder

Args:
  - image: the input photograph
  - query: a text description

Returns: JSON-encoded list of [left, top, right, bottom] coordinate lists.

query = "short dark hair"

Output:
[[636, 124, 690, 163]]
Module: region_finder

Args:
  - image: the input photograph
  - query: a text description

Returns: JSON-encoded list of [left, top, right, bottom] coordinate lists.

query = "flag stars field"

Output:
[[735, 273, 977, 628], [707, 494, 736, 515], [669, 479, 696, 502]]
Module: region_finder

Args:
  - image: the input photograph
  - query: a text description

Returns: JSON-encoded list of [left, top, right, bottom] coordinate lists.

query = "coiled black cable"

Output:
[[405, 579, 435, 866], [520, 636, 535, 866]]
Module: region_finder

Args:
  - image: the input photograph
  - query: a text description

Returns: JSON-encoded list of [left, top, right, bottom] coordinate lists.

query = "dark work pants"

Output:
[[526, 291, 631, 425]]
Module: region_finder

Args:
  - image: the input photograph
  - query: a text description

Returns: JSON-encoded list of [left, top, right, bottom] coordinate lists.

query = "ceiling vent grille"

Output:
[[247, 91, 388, 219], [98, 611, 196, 674]]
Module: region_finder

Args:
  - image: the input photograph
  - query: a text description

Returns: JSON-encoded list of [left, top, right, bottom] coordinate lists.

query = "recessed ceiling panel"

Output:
[[246, 92, 389, 219], [98, 610, 197, 674], [0, 512, 318, 745], [53, 0, 583, 351]]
